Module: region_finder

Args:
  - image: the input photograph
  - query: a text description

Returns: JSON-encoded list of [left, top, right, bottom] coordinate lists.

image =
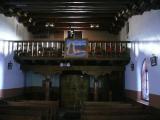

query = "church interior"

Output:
[[0, 0, 160, 120]]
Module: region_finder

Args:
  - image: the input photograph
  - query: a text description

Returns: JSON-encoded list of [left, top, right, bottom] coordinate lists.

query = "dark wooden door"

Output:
[[61, 74, 89, 109]]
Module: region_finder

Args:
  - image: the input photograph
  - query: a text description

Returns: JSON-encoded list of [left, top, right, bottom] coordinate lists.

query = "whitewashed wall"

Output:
[[0, 14, 31, 92], [26, 71, 60, 87], [0, 14, 30, 40], [120, 10, 160, 105]]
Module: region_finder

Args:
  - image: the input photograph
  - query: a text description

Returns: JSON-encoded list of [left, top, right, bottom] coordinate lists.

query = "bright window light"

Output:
[[4, 42, 9, 56]]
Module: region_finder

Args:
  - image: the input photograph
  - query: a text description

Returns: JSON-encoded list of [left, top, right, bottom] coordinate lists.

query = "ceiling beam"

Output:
[[35, 17, 113, 22], [28, 27, 110, 34], [14, 6, 126, 9], [29, 10, 120, 14], [18, 8, 123, 13], [31, 13, 115, 18], [5, 0, 131, 6], [2, 0, 133, 34]]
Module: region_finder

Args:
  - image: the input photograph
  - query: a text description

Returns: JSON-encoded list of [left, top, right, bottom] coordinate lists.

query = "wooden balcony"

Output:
[[12, 40, 130, 65]]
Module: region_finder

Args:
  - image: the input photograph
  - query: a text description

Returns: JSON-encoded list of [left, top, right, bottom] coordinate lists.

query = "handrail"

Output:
[[0, 40, 159, 59], [1, 40, 160, 43], [5, 40, 130, 58]]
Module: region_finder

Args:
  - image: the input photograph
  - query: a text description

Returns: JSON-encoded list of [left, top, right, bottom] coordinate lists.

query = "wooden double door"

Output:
[[60, 73, 89, 109]]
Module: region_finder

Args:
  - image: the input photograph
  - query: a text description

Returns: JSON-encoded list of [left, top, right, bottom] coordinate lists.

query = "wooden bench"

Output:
[[83, 114, 158, 120], [83, 108, 150, 115], [7, 100, 58, 120], [84, 101, 133, 107], [9, 100, 59, 120], [0, 100, 59, 120], [0, 114, 41, 120], [0, 105, 46, 120], [81, 102, 160, 120]]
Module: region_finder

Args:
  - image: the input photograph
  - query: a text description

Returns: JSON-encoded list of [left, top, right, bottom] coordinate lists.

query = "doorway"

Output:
[[60, 71, 89, 109], [141, 59, 149, 101]]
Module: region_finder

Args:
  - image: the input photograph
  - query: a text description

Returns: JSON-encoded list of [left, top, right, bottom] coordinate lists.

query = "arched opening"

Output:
[[141, 59, 149, 101]]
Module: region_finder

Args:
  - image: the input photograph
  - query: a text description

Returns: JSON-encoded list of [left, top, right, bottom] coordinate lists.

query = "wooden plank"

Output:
[[84, 101, 132, 106], [0, 114, 41, 120], [0, 104, 49, 120], [16, 100, 59, 120], [83, 109, 150, 115], [7, 100, 58, 120], [81, 102, 160, 120], [83, 114, 156, 120]]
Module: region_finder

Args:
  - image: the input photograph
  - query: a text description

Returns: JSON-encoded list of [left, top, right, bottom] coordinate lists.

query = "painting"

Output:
[[8, 61, 13, 70], [131, 63, 134, 71], [64, 39, 88, 58], [150, 56, 157, 66]]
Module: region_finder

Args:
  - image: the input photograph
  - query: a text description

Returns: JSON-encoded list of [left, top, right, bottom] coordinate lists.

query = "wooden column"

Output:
[[94, 78, 98, 101], [109, 90, 112, 101], [43, 78, 52, 100]]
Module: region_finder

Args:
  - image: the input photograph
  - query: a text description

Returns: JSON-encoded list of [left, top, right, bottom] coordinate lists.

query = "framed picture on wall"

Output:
[[8, 61, 13, 70], [150, 55, 157, 66], [131, 63, 134, 71], [64, 39, 88, 58]]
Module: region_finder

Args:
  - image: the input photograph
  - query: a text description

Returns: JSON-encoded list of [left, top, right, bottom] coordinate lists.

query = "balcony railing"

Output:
[[0, 40, 132, 60], [14, 41, 64, 57], [11, 40, 130, 59]]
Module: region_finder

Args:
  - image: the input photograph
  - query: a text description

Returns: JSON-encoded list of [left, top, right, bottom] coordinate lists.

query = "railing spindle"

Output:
[[120, 42, 122, 53], [32, 42, 34, 56]]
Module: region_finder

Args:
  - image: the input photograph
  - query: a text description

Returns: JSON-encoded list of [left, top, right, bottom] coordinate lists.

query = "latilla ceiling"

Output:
[[0, 0, 159, 34]]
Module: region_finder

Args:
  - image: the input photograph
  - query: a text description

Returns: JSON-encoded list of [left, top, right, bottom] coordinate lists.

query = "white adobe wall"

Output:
[[0, 14, 31, 95], [120, 10, 160, 107]]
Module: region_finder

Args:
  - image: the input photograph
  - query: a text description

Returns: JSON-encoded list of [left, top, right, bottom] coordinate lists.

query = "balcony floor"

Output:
[[14, 55, 130, 66]]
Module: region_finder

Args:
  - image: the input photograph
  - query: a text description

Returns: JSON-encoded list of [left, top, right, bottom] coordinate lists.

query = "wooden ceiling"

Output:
[[0, 0, 160, 34]]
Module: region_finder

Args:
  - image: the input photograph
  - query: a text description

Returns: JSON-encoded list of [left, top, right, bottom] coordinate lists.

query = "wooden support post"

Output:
[[89, 43, 92, 52], [43, 78, 52, 101], [94, 78, 98, 101], [109, 90, 112, 101]]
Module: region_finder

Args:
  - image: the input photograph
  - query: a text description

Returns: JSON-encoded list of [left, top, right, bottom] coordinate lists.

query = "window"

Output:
[[67, 30, 82, 39], [141, 59, 149, 101], [74, 31, 82, 39]]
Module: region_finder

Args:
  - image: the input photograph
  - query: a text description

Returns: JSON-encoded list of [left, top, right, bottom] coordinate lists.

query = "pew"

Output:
[[83, 102, 140, 111], [83, 114, 157, 120], [81, 102, 160, 120], [0, 100, 59, 120], [17, 100, 59, 120], [83, 109, 150, 116], [0, 114, 41, 120], [0, 105, 48, 120], [7, 100, 59, 120]]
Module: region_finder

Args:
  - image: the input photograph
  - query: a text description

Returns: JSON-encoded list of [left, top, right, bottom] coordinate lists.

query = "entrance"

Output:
[[141, 59, 149, 101], [60, 71, 89, 109]]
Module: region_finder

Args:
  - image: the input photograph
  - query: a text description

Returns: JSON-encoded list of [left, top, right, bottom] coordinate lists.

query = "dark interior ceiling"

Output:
[[0, 0, 159, 34]]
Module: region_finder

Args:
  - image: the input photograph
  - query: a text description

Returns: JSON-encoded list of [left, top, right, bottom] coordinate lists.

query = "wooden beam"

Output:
[[5, 0, 131, 6], [21, 65, 125, 76]]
